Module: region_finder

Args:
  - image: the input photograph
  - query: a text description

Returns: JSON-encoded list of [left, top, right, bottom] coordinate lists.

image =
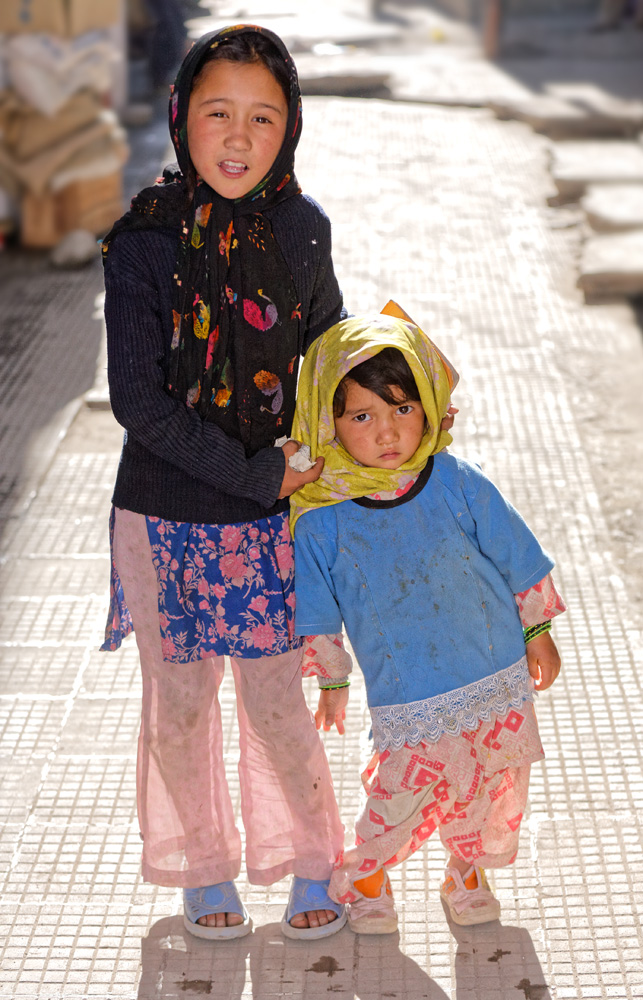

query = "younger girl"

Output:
[[101, 24, 349, 940], [290, 311, 565, 934]]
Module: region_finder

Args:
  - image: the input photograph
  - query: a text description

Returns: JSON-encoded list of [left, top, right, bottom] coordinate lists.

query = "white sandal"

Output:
[[348, 872, 398, 935], [440, 864, 500, 926]]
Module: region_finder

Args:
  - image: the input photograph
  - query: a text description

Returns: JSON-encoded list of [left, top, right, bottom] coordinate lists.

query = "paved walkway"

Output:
[[2, 6, 643, 999]]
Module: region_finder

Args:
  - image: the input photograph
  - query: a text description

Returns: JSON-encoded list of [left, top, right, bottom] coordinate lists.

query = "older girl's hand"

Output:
[[277, 439, 324, 499], [441, 404, 459, 432]]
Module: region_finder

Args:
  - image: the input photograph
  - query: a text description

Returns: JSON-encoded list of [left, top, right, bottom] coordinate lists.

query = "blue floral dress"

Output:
[[102, 508, 301, 662]]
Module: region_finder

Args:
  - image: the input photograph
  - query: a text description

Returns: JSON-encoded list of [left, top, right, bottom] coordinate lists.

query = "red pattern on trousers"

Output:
[[329, 703, 544, 905]]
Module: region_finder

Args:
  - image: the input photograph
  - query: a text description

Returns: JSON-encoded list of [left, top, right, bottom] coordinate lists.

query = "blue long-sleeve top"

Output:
[[294, 452, 554, 750]]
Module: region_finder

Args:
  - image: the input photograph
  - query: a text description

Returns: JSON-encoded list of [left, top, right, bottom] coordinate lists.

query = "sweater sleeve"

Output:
[[103, 232, 285, 508], [459, 460, 555, 593]]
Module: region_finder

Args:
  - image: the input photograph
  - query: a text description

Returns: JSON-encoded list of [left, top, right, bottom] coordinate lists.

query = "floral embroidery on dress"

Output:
[[145, 510, 301, 662], [101, 507, 133, 651], [101, 510, 301, 662]]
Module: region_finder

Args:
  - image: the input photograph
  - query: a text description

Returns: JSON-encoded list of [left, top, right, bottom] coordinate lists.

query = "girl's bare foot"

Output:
[[183, 883, 252, 939], [281, 876, 346, 938], [197, 911, 245, 928], [289, 908, 338, 929]]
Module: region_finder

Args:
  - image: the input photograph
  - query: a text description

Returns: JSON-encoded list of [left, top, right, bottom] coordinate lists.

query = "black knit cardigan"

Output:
[[104, 194, 344, 525]]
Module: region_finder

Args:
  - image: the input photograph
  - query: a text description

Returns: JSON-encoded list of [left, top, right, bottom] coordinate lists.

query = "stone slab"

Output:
[[548, 140, 643, 203], [546, 82, 643, 129], [490, 94, 587, 135], [581, 182, 643, 232], [490, 89, 643, 140], [390, 49, 533, 107], [294, 52, 392, 96], [578, 229, 643, 298], [184, 9, 400, 50]]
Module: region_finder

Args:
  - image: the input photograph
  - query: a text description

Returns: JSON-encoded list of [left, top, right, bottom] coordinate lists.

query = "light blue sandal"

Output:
[[280, 876, 347, 940], [183, 882, 252, 940]]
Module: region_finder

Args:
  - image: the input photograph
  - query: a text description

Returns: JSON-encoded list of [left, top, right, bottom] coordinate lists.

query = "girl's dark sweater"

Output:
[[104, 194, 343, 526]]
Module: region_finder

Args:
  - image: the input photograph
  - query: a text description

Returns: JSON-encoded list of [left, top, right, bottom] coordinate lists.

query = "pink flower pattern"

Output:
[[102, 510, 300, 662]]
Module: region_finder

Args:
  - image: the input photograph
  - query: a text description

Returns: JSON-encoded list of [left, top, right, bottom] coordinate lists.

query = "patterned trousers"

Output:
[[330, 704, 544, 904]]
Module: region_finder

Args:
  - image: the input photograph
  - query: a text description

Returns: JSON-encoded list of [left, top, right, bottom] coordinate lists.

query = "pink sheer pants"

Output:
[[113, 508, 344, 888]]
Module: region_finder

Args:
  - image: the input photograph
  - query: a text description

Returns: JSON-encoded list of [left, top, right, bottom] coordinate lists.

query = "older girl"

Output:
[[101, 25, 348, 940]]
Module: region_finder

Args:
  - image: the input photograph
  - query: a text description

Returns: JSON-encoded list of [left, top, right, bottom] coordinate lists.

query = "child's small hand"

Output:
[[315, 686, 349, 735], [278, 440, 324, 498], [441, 404, 459, 432], [526, 631, 561, 691]]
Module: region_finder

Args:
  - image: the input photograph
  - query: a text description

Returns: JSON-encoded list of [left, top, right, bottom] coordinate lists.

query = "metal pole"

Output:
[[482, 0, 503, 59]]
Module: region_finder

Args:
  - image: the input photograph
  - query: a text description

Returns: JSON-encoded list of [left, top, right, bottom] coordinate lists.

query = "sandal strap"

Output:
[[443, 866, 493, 911], [183, 881, 247, 924], [285, 876, 344, 923]]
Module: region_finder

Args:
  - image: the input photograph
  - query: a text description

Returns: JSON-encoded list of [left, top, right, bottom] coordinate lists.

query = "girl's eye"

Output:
[[353, 413, 370, 423], [397, 404, 413, 415]]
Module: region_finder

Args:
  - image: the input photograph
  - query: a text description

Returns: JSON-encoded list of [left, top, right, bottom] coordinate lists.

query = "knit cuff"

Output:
[[245, 446, 286, 508]]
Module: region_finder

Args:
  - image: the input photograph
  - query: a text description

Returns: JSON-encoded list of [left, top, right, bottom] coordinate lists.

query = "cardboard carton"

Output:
[[21, 169, 122, 247], [0, 0, 122, 38]]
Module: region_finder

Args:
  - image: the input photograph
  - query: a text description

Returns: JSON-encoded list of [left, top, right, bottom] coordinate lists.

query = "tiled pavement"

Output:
[[1, 89, 643, 999]]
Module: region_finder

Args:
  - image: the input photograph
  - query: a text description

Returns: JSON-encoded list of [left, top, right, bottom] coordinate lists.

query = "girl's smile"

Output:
[[334, 380, 426, 470], [187, 59, 288, 199]]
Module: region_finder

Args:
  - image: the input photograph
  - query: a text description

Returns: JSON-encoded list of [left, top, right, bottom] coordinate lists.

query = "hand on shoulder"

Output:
[[278, 440, 324, 498]]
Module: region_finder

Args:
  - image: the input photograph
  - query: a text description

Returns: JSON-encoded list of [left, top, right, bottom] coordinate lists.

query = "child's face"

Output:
[[334, 380, 426, 469], [187, 59, 288, 199]]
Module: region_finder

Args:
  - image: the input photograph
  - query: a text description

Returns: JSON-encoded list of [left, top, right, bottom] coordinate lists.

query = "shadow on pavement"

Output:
[[0, 250, 104, 539], [450, 918, 551, 1000], [138, 915, 453, 999], [138, 912, 549, 999]]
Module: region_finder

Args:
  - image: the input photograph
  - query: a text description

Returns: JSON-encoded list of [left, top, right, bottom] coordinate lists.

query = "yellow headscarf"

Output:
[[289, 302, 459, 532]]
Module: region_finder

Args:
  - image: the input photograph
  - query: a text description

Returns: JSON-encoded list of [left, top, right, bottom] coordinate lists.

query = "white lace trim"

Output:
[[371, 657, 533, 752]]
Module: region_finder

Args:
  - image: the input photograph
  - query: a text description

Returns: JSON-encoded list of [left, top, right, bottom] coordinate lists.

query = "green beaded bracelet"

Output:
[[319, 680, 351, 691], [523, 620, 552, 643]]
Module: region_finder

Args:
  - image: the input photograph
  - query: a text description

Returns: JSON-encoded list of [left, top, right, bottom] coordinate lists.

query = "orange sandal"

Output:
[[348, 869, 398, 935]]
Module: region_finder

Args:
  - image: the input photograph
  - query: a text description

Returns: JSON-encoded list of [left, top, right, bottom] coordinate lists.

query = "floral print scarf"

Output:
[[289, 304, 459, 531], [103, 25, 303, 456]]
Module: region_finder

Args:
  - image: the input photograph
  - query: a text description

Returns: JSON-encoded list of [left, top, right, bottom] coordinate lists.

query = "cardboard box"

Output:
[[20, 190, 60, 247], [57, 169, 122, 233], [0, 0, 122, 38], [20, 169, 122, 247]]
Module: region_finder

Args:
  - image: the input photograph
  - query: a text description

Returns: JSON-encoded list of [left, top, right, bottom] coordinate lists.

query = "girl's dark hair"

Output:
[[333, 347, 421, 418], [191, 33, 291, 104]]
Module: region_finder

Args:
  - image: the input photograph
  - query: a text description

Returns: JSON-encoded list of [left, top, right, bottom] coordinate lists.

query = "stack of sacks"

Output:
[[0, 3, 128, 248]]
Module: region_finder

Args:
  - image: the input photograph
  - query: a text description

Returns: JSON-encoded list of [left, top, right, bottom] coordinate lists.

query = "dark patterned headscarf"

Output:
[[103, 25, 303, 455]]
